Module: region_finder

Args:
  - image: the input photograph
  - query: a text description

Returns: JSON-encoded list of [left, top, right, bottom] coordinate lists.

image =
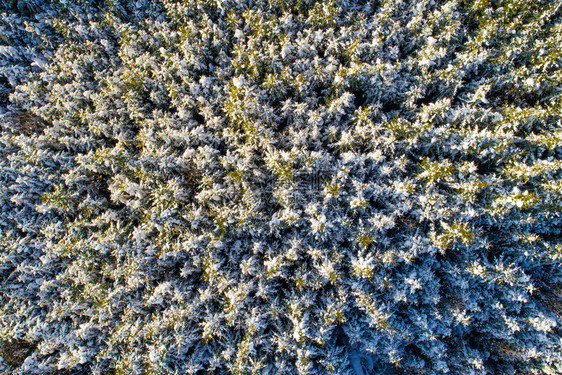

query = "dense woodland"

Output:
[[1, 0, 562, 374]]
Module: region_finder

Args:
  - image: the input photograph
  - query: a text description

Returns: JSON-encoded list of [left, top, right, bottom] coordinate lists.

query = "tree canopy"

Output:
[[1, 0, 562, 374]]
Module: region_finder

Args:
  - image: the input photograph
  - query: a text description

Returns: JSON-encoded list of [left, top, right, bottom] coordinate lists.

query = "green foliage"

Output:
[[2, 0, 562, 374]]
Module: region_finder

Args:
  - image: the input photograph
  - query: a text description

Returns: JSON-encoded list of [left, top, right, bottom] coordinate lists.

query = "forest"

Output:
[[1, 0, 562, 374]]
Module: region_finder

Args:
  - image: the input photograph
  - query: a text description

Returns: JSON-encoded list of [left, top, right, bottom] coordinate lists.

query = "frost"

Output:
[[2, 0, 562, 374]]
